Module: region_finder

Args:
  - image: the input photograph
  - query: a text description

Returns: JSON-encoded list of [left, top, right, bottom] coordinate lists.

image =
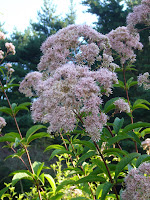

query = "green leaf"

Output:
[[103, 148, 127, 157], [133, 99, 150, 107], [113, 80, 125, 89], [128, 131, 141, 145], [0, 132, 21, 143], [50, 192, 64, 200], [101, 182, 113, 200], [92, 159, 109, 177], [27, 132, 49, 144], [0, 184, 11, 198], [56, 179, 75, 192], [71, 198, 90, 200], [26, 125, 46, 142], [0, 106, 13, 116], [44, 174, 56, 194], [11, 171, 33, 186], [77, 150, 95, 165], [32, 161, 44, 176], [49, 149, 73, 160], [113, 117, 124, 134], [96, 183, 104, 199], [141, 128, 150, 138], [104, 97, 120, 113], [44, 144, 65, 152], [107, 134, 132, 146], [72, 139, 96, 150], [122, 122, 150, 134], [132, 104, 149, 111], [115, 153, 140, 179], [76, 175, 106, 184], [136, 154, 150, 167]]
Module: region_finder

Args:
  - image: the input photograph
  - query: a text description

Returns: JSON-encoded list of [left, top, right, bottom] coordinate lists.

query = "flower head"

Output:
[[0, 117, 6, 131], [114, 98, 130, 113]]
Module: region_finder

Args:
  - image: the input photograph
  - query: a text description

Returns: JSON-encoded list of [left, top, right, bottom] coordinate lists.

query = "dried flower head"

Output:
[[142, 138, 150, 154]]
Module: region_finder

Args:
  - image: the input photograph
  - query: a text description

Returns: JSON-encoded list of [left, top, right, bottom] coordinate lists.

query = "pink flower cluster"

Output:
[[114, 98, 130, 113], [5, 42, 16, 55], [0, 117, 6, 131], [141, 138, 150, 154], [121, 162, 150, 200], [127, 0, 150, 33], [107, 26, 143, 65], [38, 24, 117, 73], [137, 72, 150, 90], [0, 31, 5, 40], [19, 25, 119, 142]]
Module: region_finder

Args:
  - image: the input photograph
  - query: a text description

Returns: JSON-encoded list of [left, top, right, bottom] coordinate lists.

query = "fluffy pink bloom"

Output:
[[38, 24, 114, 73], [114, 98, 130, 113], [121, 162, 150, 200], [107, 26, 143, 65], [19, 72, 43, 97], [5, 42, 16, 55], [19, 25, 120, 141], [137, 72, 150, 90], [0, 50, 4, 59], [141, 138, 150, 154], [28, 63, 113, 141], [127, 0, 150, 33], [0, 117, 6, 130], [0, 31, 5, 40]]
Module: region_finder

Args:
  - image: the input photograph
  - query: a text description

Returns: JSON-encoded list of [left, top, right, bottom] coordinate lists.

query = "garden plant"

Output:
[[0, 0, 150, 199]]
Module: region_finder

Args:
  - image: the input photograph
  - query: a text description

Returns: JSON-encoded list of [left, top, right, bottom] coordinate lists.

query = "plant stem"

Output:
[[93, 141, 119, 200], [66, 134, 96, 200], [107, 126, 122, 150], [0, 80, 43, 200], [123, 68, 138, 153]]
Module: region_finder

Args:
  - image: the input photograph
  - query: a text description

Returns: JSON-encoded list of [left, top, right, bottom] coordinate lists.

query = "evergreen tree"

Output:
[[82, 0, 128, 34]]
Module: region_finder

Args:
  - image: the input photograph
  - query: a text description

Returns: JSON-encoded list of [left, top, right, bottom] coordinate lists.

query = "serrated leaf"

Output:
[[26, 125, 46, 142], [104, 97, 120, 113], [136, 154, 150, 167], [113, 117, 124, 134], [76, 175, 106, 184], [44, 144, 65, 152], [77, 150, 95, 165], [101, 182, 113, 200], [115, 153, 140, 179], [44, 174, 56, 194]]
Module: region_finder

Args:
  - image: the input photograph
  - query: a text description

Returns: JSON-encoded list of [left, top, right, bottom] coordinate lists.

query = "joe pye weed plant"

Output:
[[0, 0, 150, 199]]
